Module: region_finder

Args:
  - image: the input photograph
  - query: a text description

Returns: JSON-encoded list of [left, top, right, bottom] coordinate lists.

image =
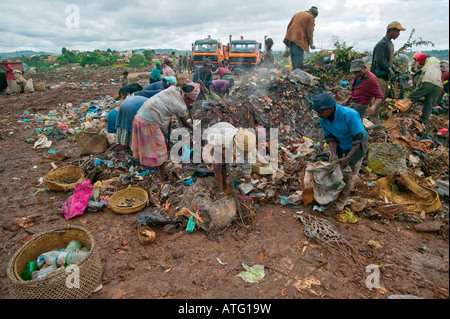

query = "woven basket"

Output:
[[109, 186, 148, 214], [43, 166, 85, 192], [368, 143, 407, 176], [7, 225, 102, 299], [75, 128, 108, 156]]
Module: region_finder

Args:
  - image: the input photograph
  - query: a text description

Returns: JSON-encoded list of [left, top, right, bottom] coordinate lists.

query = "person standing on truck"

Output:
[[263, 38, 275, 68], [193, 59, 214, 99], [283, 6, 318, 70], [370, 21, 406, 124]]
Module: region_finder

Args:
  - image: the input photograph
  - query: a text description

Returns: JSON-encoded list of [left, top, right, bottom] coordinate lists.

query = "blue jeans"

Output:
[[290, 41, 305, 70]]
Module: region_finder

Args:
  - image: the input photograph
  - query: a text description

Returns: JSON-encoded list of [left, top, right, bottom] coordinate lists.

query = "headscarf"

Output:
[[412, 51, 423, 60], [182, 78, 201, 101], [312, 93, 336, 112], [414, 53, 427, 64], [163, 76, 177, 86]]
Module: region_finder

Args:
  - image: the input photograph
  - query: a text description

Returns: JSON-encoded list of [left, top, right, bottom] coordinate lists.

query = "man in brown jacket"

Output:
[[283, 6, 318, 70]]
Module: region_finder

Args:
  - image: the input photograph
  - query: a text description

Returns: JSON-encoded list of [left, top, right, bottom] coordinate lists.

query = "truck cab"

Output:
[[192, 36, 229, 70], [228, 37, 262, 69]]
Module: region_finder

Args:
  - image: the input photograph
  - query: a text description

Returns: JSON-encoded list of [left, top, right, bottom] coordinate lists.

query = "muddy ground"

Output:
[[0, 67, 448, 300]]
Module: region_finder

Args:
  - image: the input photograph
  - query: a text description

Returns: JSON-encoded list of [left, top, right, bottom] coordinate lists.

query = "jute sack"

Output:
[[75, 128, 108, 156]]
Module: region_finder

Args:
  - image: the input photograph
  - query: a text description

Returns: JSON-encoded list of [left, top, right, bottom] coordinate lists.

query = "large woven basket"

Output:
[[368, 143, 407, 176], [43, 165, 85, 192], [7, 225, 102, 299], [109, 186, 148, 214]]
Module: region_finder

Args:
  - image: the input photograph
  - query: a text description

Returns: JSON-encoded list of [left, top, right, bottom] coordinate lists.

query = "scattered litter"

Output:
[[237, 263, 265, 283]]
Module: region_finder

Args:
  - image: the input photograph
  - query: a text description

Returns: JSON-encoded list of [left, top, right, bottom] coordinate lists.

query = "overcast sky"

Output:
[[0, 0, 448, 54]]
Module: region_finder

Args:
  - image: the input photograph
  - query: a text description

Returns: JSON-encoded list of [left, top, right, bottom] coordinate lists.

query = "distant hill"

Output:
[[0, 50, 56, 58], [403, 50, 449, 61]]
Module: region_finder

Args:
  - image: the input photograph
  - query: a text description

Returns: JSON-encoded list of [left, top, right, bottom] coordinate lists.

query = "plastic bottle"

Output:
[[86, 200, 106, 212], [42, 250, 64, 266], [31, 265, 57, 280], [66, 251, 89, 264], [66, 240, 82, 252]]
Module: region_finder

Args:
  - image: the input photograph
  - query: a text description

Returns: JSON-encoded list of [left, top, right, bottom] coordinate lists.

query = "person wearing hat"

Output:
[[150, 60, 163, 84], [313, 93, 368, 217], [204, 123, 256, 197], [193, 59, 214, 99], [263, 38, 275, 68], [404, 53, 443, 124], [370, 21, 406, 120], [283, 6, 318, 70], [344, 59, 384, 126]]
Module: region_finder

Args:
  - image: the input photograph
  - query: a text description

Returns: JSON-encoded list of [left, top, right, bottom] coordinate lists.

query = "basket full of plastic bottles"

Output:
[[7, 225, 102, 299]]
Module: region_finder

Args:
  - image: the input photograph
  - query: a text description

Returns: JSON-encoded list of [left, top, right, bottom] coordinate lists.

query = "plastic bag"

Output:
[[59, 179, 93, 220], [305, 161, 347, 206]]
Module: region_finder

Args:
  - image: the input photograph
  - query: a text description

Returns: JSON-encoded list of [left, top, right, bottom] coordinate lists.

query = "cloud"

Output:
[[0, 0, 448, 53]]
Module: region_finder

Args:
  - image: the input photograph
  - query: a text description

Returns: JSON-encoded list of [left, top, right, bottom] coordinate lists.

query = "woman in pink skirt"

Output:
[[131, 79, 200, 177]]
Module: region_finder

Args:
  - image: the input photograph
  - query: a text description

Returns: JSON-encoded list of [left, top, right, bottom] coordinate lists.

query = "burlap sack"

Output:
[[75, 128, 108, 156]]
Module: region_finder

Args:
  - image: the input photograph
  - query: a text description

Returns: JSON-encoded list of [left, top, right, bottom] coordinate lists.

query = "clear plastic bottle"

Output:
[[42, 250, 64, 266], [31, 265, 57, 280], [66, 251, 89, 264]]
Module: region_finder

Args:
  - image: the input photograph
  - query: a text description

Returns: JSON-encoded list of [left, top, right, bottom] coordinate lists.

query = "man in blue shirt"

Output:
[[193, 59, 213, 99], [313, 93, 368, 217]]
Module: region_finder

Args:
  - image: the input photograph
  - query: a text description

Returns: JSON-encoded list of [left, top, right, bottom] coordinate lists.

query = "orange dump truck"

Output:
[[192, 36, 229, 69], [227, 36, 263, 69]]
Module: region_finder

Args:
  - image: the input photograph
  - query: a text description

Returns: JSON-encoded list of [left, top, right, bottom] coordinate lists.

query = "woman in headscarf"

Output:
[[150, 61, 163, 84], [115, 95, 149, 150], [134, 76, 177, 98], [162, 57, 176, 77], [131, 79, 200, 177]]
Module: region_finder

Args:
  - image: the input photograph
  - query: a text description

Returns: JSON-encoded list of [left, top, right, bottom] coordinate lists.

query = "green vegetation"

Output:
[[14, 47, 156, 73]]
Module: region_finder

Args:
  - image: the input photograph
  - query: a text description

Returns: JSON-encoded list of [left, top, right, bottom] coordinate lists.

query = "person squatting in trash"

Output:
[[150, 60, 163, 84], [119, 71, 130, 87], [131, 79, 200, 179], [209, 79, 234, 99], [344, 59, 384, 128], [193, 59, 214, 99], [405, 53, 443, 124], [313, 93, 368, 217], [1, 59, 17, 94], [204, 123, 256, 198], [283, 6, 318, 70]]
